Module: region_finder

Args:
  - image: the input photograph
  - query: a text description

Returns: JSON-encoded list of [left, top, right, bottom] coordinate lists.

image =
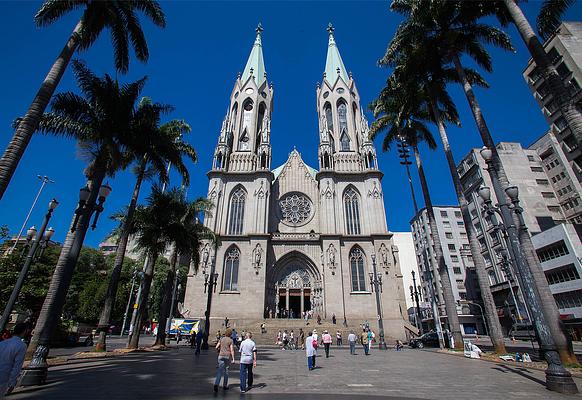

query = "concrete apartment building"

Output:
[[410, 206, 480, 335], [523, 22, 582, 186], [531, 223, 582, 339], [458, 141, 582, 334]]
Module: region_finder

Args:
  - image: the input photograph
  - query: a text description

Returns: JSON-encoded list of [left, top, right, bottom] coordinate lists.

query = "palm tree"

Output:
[[128, 187, 214, 349], [501, 0, 582, 149], [370, 81, 463, 349], [154, 198, 215, 347], [388, 0, 575, 361], [24, 63, 154, 374], [95, 113, 197, 352], [0, 0, 166, 201], [385, 0, 510, 354]]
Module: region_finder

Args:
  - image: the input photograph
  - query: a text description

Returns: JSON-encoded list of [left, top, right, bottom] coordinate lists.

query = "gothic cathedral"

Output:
[[183, 25, 408, 340]]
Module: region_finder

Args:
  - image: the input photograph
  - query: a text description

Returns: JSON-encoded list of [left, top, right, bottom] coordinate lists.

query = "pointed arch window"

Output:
[[324, 103, 334, 133], [350, 247, 366, 292], [223, 247, 240, 291], [340, 131, 350, 151], [338, 101, 348, 133], [344, 187, 361, 235], [228, 187, 246, 235]]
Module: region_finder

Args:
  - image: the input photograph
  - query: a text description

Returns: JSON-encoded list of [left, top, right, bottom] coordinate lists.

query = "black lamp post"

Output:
[[411, 270, 424, 334], [478, 146, 577, 394], [369, 254, 387, 350], [0, 199, 58, 334], [201, 244, 219, 350]]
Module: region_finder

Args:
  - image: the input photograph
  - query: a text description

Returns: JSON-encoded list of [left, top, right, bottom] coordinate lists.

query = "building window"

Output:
[[546, 264, 580, 285], [457, 221, 464, 227], [536, 179, 549, 186], [340, 131, 350, 151], [228, 187, 246, 235], [542, 192, 556, 198], [440, 210, 448, 217], [344, 187, 361, 235], [527, 155, 535, 162], [454, 211, 462, 218], [451, 255, 459, 262], [554, 290, 582, 310], [530, 166, 544, 173], [350, 247, 366, 292], [445, 232, 453, 239], [546, 47, 561, 63], [453, 266, 462, 274], [536, 240, 569, 262], [223, 246, 240, 291], [338, 102, 348, 134], [324, 103, 334, 133], [448, 244, 456, 252], [554, 116, 568, 132], [488, 270, 498, 285], [442, 221, 451, 228]]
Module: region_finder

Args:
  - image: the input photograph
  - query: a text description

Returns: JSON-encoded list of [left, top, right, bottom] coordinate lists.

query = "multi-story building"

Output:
[[410, 206, 480, 335], [530, 132, 582, 224], [182, 25, 409, 340], [531, 223, 582, 339], [523, 22, 582, 184]]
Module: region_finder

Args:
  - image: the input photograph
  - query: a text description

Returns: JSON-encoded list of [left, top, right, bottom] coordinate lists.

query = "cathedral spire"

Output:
[[242, 23, 267, 87], [324, 23, 349, 84]]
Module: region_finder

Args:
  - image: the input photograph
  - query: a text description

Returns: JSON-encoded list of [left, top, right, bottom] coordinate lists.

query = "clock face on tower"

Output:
[[278, 192, 313, 226]]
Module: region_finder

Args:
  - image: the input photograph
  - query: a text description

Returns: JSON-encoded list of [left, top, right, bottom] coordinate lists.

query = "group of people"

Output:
[[213, 328, 257, 394]]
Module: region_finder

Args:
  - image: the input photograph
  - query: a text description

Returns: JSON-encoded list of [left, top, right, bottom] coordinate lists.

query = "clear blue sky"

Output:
[[0, 1, 580, 248]]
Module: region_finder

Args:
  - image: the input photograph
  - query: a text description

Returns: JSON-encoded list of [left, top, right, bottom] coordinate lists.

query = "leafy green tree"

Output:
[[0, 0, 166, 200]]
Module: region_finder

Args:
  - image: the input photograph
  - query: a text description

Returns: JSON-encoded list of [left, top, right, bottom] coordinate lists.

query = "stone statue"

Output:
[[320, 114, 329, 141], [201, 243, 210, 268], [327, 244, 337, 267], [253, 243, 263, 266], [261, 115, 270, 142], [379, 243, 389, 268], [220, 116, 228, 141]]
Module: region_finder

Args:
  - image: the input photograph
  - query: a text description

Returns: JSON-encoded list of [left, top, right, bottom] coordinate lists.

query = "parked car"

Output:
[[409, 332, 440, 349], [509, 324, 536, 341]]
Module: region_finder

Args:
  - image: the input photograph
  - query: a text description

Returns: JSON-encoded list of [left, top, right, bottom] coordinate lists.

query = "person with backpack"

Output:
[[360, 328, 369, 356], [305, 331, 317, 370]]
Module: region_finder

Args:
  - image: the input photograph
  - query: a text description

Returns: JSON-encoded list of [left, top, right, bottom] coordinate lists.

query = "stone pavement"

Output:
[[9, 345, 582, 400]]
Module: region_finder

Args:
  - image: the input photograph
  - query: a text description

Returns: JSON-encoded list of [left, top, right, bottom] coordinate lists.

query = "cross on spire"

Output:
[[256, 22, 263, 35], [327, 22, 334, 35]]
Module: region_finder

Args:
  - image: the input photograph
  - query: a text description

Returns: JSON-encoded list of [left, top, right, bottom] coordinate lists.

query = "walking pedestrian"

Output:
[[336, 330, 342, 346], [322, 330, 333, 358], [316, 314, 322, 325], [348, 330, 357, 355], [305, 331, 317, 370], [194, 329, 204, 355], [224, 317, 229, 328], [0, 323, 29, 398], [239, 332, 257, 394], [360, 329, 369, 356], [282, 330, 289, 350], [214, 328, 235, 393], [276, 330, 282, 346], [332, 313, 336, 325], [367, 329, 374, 353], [290, 330, 295, 350]]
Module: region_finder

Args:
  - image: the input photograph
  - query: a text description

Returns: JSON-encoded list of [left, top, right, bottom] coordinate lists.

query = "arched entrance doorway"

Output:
[[265, 251, 323, 319]]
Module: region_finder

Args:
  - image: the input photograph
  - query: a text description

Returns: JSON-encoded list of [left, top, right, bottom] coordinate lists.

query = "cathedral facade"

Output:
[[183, 25, 408, 340]]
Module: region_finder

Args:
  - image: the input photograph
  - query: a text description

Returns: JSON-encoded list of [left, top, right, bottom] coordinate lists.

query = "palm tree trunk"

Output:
[[128, 251, 158, 349], [0, 20, 83, 201], [26, 165, 106, 371], [154, 247, 178, 346], [428, 96, 506, 354], [412, 145, 462, 349], [452, 53, 576, 363], [95, 158, 147, 352], [503, 0, 582, 149]]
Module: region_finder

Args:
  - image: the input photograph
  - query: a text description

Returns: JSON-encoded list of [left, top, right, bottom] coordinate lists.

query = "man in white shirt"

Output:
[[0, 323, 29, 398], [305, 331, 316, 371], [239, 332, 257, 393], [347, 330, 358, 355]]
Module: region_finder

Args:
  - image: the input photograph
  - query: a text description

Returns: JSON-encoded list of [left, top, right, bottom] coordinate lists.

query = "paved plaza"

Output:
[[8, 344, 582, 400]]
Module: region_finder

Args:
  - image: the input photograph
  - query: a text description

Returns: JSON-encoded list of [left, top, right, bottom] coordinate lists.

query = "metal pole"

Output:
[[165, 272, 180, 345], [370, 255, 387, 350], [8, 175, 53, 255], [0, 203, 56, 333], [481, 152, 577, 394], [422, 243, 445, 349], [202, 241, 219, 350], [120, 268, 137, 337], [412, 271, 424, 334]]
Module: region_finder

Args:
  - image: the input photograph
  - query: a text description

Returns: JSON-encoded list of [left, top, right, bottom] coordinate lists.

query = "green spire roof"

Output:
[[324, 23, 349, 84], [242, 23, 267, 87]]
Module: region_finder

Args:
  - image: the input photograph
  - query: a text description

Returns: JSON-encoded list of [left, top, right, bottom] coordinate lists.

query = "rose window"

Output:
[[279, 193, 312, 225]]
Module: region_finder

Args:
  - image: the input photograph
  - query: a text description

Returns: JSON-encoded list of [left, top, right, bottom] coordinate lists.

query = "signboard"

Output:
[[168, 318, 201, 336]]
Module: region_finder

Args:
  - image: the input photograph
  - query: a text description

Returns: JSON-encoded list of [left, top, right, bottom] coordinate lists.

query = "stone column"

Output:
[[301, 288, 305, 314], [286, 288, 290, 312]]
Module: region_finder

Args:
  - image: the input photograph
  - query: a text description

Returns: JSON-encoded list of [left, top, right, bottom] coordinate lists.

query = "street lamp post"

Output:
[[0, 199, 58, 334], [21, 183, 112, 387], [419, 238, 445, 349], [411, 271, 424, 334], [8, 175, 54, 255], [478, 146, 577, 394], [201, 244, 219, 350], [369, 254, 387, 350], [120, 267, 138, 337]]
